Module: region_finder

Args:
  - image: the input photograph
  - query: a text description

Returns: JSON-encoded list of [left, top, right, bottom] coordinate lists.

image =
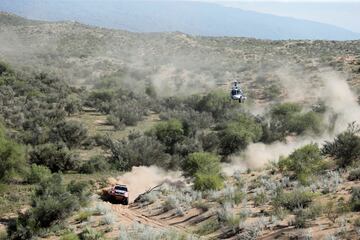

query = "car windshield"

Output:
[[115, 186, 127, 191]]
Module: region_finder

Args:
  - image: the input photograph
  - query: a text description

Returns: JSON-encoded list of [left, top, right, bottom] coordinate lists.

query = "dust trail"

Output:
[[108, 166, 183, 202], [227, 68, 360, 173]]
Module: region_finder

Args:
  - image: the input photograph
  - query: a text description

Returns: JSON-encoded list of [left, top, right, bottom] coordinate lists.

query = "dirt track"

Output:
[[111, 204, 168, 229]]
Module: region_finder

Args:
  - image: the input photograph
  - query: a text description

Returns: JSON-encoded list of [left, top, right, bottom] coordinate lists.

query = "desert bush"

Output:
[[237, 218, 268, 240], [350, 187, 360, 212], [29, 143, 79, 172], [100, 213, 116, 225], [217, 202, 242, 231], [263, 103, 323, 142], [26, 164, 51, 184], [318, 171, 343, 194], [0, 61, 13, 76], [0, 123, 27, 182], [85, 90, 113, 113], [199, 132, 219, 153], [324, 201, 340, 223], [79, 227, 103, 240], [322, 123, 360, 167], [67, 180, 91, 206], [50, 120, 88, 149], [194, 172, 224, 191], [160, 109, 214, 137], [149, 119, 185, 154], [8, 174, 82, 239], [253, 188, 268, 207], [93, 203, 111, 215], [292, 203, 323, 228], [173, 137, 202, 159], [278, 143, 325, 184], [218, 114, 262, 156], [195, 90, 236, 119], [60, 232, 80, 240], [64, 96, 82, 116], [196, 218, 220, 235], [108, 135, 170, 171], [119, 222, 190, 240], [273, 188, 314, 211], [182, 152, 223, 191], [220, 185, 245, 205], [79, 155, 110, 174], [75, 210, 93, 223], [108, 100, 146, 127], [182, 152, 220, 177], [348, 168, 360, 181]]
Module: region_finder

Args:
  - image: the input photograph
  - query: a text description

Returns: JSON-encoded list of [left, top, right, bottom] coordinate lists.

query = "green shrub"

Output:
[[29, 143, 79, 172], [8, 174, 82, 239], [350, 187, 360, 212], [322, 123, 360, 167], [253, 190, 267, 207], [183, 152, 223, 191], [0, 123, 27, 182], [26, 164, 51, 184], [64, 96, 82, 116], [79, 227, 103, 240], [218, 114, 262, 155], [160, 109, 214, 137], [85, 90, 113, 113], [199, 132, 219, 153], [194, 172, 224, 191], [273, 188, 314, 211], [75, 211, 93, 223], [278, 143, 325, 184], [67, 180, 91, 206], [196, 90, 235, 119], [60, 232, 80, 240], [348, 168, 360, 181], [264, 103, 323, 142], [0, 61, 13, 76], [182, 152, 221, 178], [108, 100, 145, 127], [195, 218, 220, 235], [79, 155, 110, 174], [50, 120, 88, 149], [108, 135, 170, 171], [150, 119, 185, 154]]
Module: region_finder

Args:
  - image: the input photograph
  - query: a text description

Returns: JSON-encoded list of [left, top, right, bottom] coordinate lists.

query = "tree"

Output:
[[0, 123, 27, 182]]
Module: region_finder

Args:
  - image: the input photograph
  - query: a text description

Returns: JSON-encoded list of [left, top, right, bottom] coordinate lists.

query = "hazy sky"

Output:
[[195, 1, 360, 33]]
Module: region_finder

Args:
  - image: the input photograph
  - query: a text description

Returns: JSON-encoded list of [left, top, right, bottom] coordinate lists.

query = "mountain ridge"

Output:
[[0, 0, 359, 40]]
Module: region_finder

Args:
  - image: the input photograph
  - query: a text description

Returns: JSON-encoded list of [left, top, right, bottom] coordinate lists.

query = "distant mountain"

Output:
[[0, 0, 359, 40]]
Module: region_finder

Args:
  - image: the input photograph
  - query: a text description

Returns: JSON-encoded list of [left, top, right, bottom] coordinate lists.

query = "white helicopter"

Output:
[[230, 80, 246, 103]]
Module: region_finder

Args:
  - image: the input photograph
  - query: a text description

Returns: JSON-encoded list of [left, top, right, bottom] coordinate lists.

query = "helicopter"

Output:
[[230, 80, 246, 103]]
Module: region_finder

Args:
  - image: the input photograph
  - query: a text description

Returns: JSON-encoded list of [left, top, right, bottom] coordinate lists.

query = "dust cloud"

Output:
[[227, 67, 360, 173], [108, 166, 183, 202]]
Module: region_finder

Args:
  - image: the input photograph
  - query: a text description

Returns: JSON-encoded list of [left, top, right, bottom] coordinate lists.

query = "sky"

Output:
[[187, 0, 360, 33]]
